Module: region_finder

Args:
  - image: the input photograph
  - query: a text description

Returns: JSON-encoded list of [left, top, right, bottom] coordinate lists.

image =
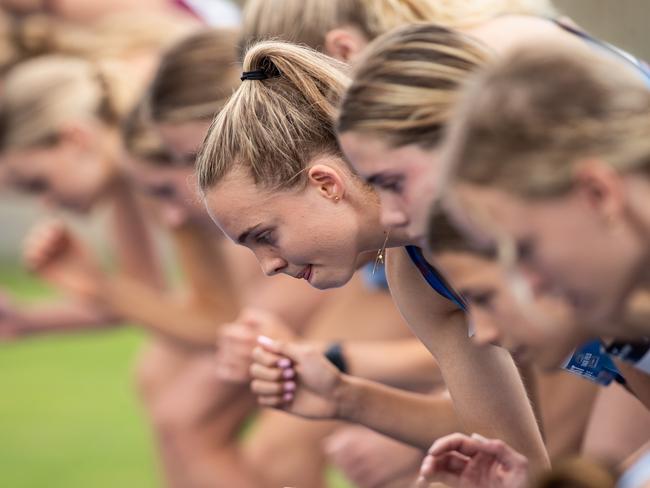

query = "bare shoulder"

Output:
[[464, 14, 590, 57], [385, 248, 460, 325]]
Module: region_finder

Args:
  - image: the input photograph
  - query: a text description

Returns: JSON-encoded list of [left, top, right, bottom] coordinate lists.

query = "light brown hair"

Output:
[[147, 28, 241, 124], [196, 40, 349, 191], [444, 46, 650, 198], [242, 0, 555, 51], [338, 22, 491, 149]]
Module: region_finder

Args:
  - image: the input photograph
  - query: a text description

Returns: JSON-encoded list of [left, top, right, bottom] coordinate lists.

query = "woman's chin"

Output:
[[309, 268, 354, 290]]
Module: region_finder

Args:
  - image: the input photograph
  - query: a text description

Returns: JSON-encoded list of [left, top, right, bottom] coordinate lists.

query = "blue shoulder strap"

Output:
[[405, 245, 467, 311], [553, 18, 650, 84]]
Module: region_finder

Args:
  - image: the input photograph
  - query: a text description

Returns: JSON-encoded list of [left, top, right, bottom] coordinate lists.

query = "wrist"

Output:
[[333, 373, 361, 422]]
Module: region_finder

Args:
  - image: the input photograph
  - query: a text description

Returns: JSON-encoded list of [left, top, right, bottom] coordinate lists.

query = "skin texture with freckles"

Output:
[[204, 158, 382, 289]]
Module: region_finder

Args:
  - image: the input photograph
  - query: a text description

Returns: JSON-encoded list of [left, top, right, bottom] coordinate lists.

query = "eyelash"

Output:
[[255, 231, 275, 246], [381, 178, 403, 194]]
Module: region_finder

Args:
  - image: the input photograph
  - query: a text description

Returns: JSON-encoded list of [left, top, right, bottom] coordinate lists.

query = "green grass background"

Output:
[[0, 266, 352, 487]]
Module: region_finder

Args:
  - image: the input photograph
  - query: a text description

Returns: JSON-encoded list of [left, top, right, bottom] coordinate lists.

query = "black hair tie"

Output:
[[240, 69, 269, 81], [240, 63, 281, 81]]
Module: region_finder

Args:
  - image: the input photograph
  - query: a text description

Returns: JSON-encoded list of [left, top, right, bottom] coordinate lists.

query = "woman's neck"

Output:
[[355, 198, 413, 254]]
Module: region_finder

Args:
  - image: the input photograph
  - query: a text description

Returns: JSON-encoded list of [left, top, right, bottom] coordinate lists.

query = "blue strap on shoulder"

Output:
[[553, 18, 650, 84], [405, 245, 467, 311]]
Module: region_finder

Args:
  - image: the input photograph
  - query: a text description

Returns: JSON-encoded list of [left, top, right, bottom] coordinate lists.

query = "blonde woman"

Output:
[[439, 45, 650, 399], [195, 33, 548, 477], [140, 28, 434, 488]]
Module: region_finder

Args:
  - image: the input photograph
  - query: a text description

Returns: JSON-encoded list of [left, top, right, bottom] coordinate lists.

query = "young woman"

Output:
[[439, 45, 650, 362], [142, 27, 435, 488], [195, 31, 548, 473]]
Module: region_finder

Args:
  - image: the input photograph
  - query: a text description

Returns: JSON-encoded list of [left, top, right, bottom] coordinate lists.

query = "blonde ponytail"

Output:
[[197, 41, 349, 191]]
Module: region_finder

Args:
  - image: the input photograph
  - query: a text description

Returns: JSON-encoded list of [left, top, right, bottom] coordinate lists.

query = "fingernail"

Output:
[[258, 335, 274, 346], [282, 368, 295, 379], [284, 381, 296, 392], [278, 358, 292, 369], [471, 433, 489, 443], [283, 392, 293, 402]]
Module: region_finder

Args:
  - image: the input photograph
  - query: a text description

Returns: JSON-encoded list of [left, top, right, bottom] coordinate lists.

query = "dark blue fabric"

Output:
[[405, 246, 466, 311]]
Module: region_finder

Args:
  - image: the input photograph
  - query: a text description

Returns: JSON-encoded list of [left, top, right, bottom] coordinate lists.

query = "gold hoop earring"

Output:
[[372, 231, 390, 275]]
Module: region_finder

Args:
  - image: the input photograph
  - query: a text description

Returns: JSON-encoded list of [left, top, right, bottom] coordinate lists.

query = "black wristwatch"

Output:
[[324, 342, 348, 374]]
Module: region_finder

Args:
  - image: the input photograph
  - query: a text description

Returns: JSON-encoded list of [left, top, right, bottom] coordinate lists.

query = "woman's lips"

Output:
[[296, 265, 312, 281]]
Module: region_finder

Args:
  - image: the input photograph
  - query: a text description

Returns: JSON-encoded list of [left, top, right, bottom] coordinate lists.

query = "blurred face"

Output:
[[340, 133, 440, 246], [446, 182, 645, 331], [156, 120, 210, 166], [126, 157, 210, 228], [204, 156, 372, 290], [435, 251, 588, 369], [3, 137, 115, 213]]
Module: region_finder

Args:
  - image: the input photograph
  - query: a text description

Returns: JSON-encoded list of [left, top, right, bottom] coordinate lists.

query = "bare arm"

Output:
[[335, 375, 459, 448], [249, 338, 460, 449], [385, 248, 548, 471], [108, 177, 166, 290], [339, 339, 442, 389], [0, 298, 121, 340]]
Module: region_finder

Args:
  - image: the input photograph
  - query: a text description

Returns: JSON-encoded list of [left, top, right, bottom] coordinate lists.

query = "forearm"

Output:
[[16, 301, 121, 335], [334, 375, 459, 449], [343, 339, 442, 389], [171, 224, 239, 317], [108, 177, 165, 289], [387, 250, 549, 472], [102, 277, 221, 348]]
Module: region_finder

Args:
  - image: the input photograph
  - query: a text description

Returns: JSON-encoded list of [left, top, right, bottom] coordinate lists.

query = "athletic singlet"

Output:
[[406, 19, 650, 385]]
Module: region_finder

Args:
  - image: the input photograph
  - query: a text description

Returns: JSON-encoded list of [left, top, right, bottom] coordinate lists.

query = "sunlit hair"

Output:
[[242, 0, 555, 50], [338, 23, 491, 149], [444, 46, 650, 198], [196, 41, 350, 191], [0, 55, 137, 151], [147, 29, 241, 124]]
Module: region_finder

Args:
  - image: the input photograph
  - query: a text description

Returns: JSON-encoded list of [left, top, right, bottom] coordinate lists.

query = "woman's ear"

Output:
[[307, 163, 346, 202], [574, 159, 625, 222], [324, 27, 369, 63]]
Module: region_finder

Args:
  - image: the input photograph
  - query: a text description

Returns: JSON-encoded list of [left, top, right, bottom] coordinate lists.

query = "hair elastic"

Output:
[[240, 69, 268, 81], [240, 65, 281, 81]]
